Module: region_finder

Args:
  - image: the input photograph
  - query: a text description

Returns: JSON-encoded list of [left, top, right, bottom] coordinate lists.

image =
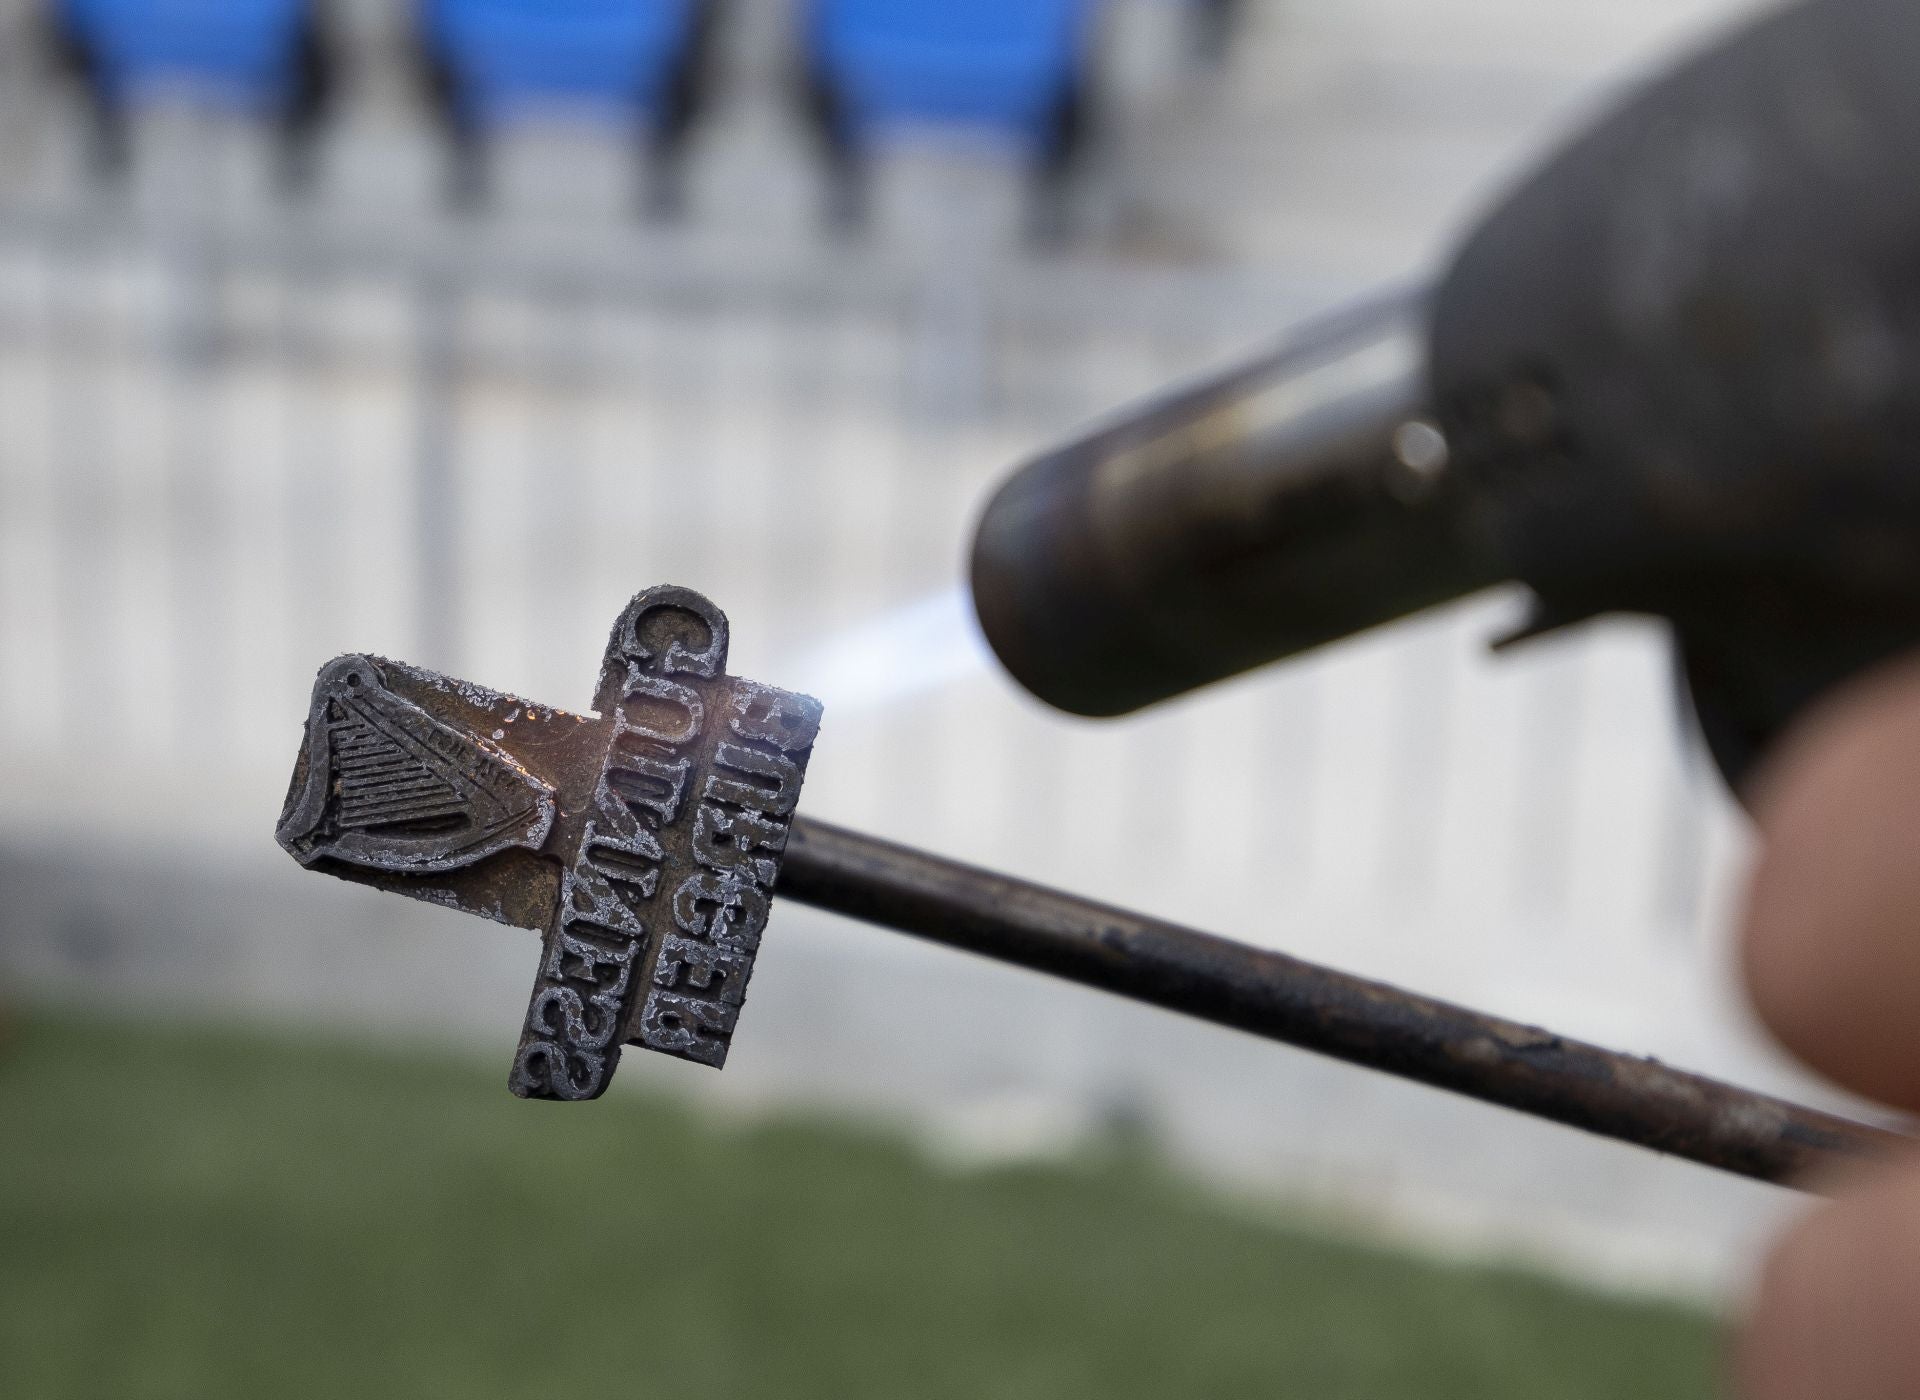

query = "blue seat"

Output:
[[54, 0, 312, 112], [420, 0, 704, 131], [808, 0, 1096, 153]]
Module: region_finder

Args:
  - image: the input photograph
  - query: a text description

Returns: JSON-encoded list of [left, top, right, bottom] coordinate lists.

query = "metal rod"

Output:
[[778, 816, 1906, 1191]]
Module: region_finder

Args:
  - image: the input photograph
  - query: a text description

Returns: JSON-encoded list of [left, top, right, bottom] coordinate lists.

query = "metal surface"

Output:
[[970, 289, 1499, 717], [276, 585, 823, 1099], [776, 817, 1904, 1189]]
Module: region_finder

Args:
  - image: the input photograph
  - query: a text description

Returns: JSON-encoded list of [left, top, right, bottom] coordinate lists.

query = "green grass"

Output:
[[0, 1012, 1718, 1399]]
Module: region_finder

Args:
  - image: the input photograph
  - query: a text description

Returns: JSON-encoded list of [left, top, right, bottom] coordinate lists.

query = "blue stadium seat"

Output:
[[53, 0, 313, 112], [45, 0, 329, 187], [419, 0, 705, 131], [414, 0, 713, 212], [807, 0, 1096, 153]]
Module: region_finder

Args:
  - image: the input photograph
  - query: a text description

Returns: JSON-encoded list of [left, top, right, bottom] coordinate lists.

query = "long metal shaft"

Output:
[[777, 816, 1905, 1191]]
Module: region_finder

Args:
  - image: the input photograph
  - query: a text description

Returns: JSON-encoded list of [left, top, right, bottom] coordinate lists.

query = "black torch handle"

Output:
[[776, 816, 1905, 1192]]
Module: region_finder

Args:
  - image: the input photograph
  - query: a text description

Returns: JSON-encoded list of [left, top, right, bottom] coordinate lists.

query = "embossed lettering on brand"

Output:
[[276, 585, 822, 1103]]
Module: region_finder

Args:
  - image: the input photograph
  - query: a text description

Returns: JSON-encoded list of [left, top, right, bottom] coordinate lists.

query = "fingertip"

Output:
[[1737, 653, 1920, 1110], [1734, 1164, 1920, 1399]]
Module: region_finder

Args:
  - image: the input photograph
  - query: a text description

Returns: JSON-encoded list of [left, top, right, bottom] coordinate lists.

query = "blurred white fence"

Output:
[[0, 195, 1733, 934], [0, 185, 1810, 1293], [0, 0, 1826, 1300]]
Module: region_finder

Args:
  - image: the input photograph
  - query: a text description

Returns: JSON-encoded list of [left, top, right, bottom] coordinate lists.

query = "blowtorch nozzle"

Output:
[[970, 292, 1503, 717]]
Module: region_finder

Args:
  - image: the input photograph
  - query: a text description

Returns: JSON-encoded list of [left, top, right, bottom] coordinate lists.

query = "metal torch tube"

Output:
[[971, 289, 1505, 717], [777, 816, 1904, 1190]]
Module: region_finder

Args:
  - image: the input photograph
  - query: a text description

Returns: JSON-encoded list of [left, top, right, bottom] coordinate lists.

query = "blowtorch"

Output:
[[972, 0, 1920, 791]]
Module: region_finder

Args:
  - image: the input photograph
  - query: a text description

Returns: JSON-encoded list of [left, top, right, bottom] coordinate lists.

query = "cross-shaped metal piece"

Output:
[[275, 586, 822, 1101]]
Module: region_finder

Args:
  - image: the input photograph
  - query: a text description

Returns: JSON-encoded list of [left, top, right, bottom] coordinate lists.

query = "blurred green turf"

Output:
[[0, 1012, 1718, 1399]]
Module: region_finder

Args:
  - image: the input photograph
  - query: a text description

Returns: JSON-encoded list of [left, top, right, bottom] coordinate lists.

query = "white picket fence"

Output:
[[0, 199, 1736, 924], [0, 0, 1825, 1298]]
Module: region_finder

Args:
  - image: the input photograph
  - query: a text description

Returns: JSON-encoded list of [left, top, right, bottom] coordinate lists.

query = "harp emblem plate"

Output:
[[277, 655, 556, 874]]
